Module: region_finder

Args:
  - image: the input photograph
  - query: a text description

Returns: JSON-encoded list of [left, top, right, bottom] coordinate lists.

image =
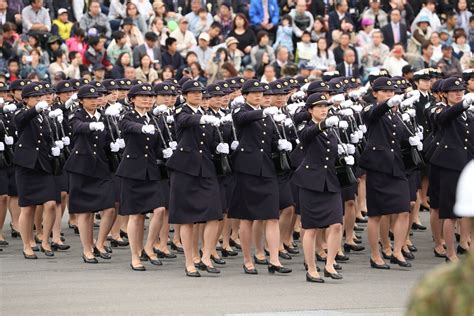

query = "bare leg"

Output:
[[192, 223, 202, 263], [52, 202, 63, 244], [40, 201, 56, 251], [19, 206, 36, 255], [380, 215, 392, 256], [266, 219, 283, 266], [279, 206, 293, 251], [230, 218, 240, 245], [8, 196, 21, 231], [303, 229, 320, 277], [0, 195, 7, 241], [430, 209, 445, 254], [77, 213, 94, 257], [145, 208, 164, 255], [128, 214, 145, 267], [157, 209, 172, 253], [201, 220, 219, 267], [443, 219, 457, 261], [221, 214, 234, 252], [240, 220, 254, 269], [368, 216, 384, 264], [344, 200, 356, 245], [253, 220, 265, 260], [172, 224, 182, 246], [459, 217, 471, 249], [392, 212, 410, 261], [325, 223, 343, 273], [180, 223, 197, 272], [420, 176, 430, 208], [357, 176, 367, 216], [34, 205, 43, 242], [96, 208, 115, 251]]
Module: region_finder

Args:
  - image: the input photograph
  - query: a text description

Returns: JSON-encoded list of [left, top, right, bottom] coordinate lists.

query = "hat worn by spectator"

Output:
[[225, 37, 239, 47], [58, 8, 68, 15], [55, 80, 75, 94], [47, 35, 62, 45], [372, 77, 396, 91], [78, 85, 101, 99], [441, 44, 452, 50], [417, 16, 431, 25], [154, 83, 175, 95], [103, 79, 119, 91], [241, 79, 265, 94], [361, 18, 374, 27], [182, 80, 205, 94], [199, 33, 210, 42], [305, 93, 330, 109], [413, 69, 431, 81], [22, 82, 47, 98], [93, 63, 105, 71], [128, 83, 154, 98], [207, 84, 225, 97], [244, 65, 255, 72], [441, 78, 465, 92]]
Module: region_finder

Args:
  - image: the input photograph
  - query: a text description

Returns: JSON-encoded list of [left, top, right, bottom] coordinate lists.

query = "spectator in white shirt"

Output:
[[65, 50, 82, 79], [21, 0, 51, 33], [185, 0, 213, 38], [191, 33, 213, 71], [382, 44, 408, 76], [170, 18, 197, 58]]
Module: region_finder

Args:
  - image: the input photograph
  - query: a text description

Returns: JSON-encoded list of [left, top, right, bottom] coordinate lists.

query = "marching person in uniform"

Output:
[[14, 82, 61, 259], [65, 85, 116, 263], [167, 80, 225, 277], [228, 79, 292, 275], [116, 83, 171, 271], [360, 77, 412, 269]]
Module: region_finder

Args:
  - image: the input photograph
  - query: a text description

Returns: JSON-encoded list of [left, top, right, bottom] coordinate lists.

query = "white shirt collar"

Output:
[[187, 103, 203, 114], [247, 103, 261, 110], [86, 110, 101, 120]]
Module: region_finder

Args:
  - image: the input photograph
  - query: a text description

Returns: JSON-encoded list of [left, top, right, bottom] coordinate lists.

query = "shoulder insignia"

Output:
[[363, 105, 372, 112], [435, 108, 442, 114], [297, 123, 306, 131], [233, 107, 241, 114], [175, 108, 182, 114]]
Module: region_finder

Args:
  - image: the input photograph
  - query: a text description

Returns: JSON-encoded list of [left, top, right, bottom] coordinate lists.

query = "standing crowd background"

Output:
[[0, 0, 473, 86]]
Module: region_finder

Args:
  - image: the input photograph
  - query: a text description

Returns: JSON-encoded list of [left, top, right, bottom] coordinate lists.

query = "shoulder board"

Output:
[[14, 109, 22, 115], [363, 105, 373, 112], [297, 123, 306, 131], [175, 108, 182, 114], [435, 107, 442, 114], [233, 107, 241, 114]]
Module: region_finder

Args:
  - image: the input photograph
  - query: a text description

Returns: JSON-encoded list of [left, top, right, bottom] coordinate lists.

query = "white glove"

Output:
[[287, 102, 304, 115], [216, 142, 229, 154], [89, 122, 105, 132], [358, 86, 368, 95], [169, 141, 177, 150], [331, 94, 345, 103], [54, 140, 64, 149], [347, 144, 356, 155], [3, 103, 17, 113], [301, 83, 310, 93], [357, 130, 363, 138], [0, 142, 4, 151], [57, 114, 64, 123], [409, 136, 420, 146], [62, 136, 70, 146], [163, 147, 173, 159], [338, 120, 349, 129], [324, 116, 340, 128], [110, 142, 120, 152], [352, 104, 363, 113], [153, 104, 168, 115], [337, 144, 346, 155], [112, 102, 123, 112], [387, 95, 404, 107], [65, 93, 77, 109], [220, 114, 233, 124], [283, 118, 293, 127], [116, 138, 125, 149], [141, 124, 156, 134], [231, 140, 239, 150], [273, 113, 286, 123], [278, 139, 289, 151], [359, 124, 367, 133], [468, 105, 474, 113], [462, 93, 474, 108], [416, 131, 423, 141], [4, 136, 13, 145], [200, 115, 220, 126], [35, 101, 49, 112], [284, 140, 293, 152], [262, 106, 279, 117], [51, 146, 60, 157], [400, 98, 414, 110], [290, 91, 305, 101], [406, 108, 416, 118], [166, 115, 174, 124], [344, 155, 355, 166], [406, 90, 420, 100], [48, 110, 59, 119], [348, 90, 361, 99], [401, 113, 411, 122], [341, 100, 353, 108], [232, 95, 245, 107], [339, 109, 354, 116], [105, 106, 120, 117], [417, 142, 423, 151], [350, 133, 359, 144], [417, 125, 424, 134]]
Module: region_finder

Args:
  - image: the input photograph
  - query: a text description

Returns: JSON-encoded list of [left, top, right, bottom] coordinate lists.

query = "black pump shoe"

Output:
[[170, 242, 184, 253], [306, 272, 325, 283], [457, 245, 469, 255], [390, 255, 412, 267], [316, 254, 327, 262], [82, 255, 98, 264], [324, 268, 343, 279], [93, 247, 111, 259], [402, 249, 415, 260], [344, 243, 365, 252], [0, 240, 9, 246], [254, 255, 268, 265], [185, 268, 201, 277], [210, 255, 226, 265], [196, 261, 220, 274], [434, 249, 447, 258], [40, 245, 54, 257], [370, 259, 390, 269], [407, 244, 418, 252], [355, 216, 368, 223], [10, 223, 20, 238], [154, 248, 177, 259], [110, 238, 129, 247], [141, 250, 162, 265], [51, 242, 70, 251], [279, 251, 292, 260], [130, 263, 146, 271], [23, 251, 38, 259], [335, 254, 349, 261], [268, 263, 292, 274], [229, 238, 242, 250], [243, 264, 258, 274], [221, 248, 238, 257], [119, 230, 128, 239], [411, 223, 427, 231], [284, 243, 299, 254]]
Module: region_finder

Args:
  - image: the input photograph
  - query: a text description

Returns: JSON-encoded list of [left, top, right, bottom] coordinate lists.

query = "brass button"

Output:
[[324, 165, 327, 168], [300, 146, 303, 150], [393, 124, 396, 127], [392, 132, 396, 136], [200, 141, 204, 145], [305, 165, 309, 169], [145, 154, 148, 157], [436, 142, 440, 145], [199, 150, 202, 153], [39, 133, 42, 136], [146, 137, 150, 141], [260, 149, 264, 152], [464, 147, 467, 150], [263, 123, 267, 126]]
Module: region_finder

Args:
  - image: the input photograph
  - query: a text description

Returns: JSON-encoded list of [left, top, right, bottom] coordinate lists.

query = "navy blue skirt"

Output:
[[366, 170, 410, 217], [278, 172, 295, 210], [438, 167, 461, 219], [15, 166, 59, 207], [0, 168, 8, 195], [168, 170, 222, 224], [119, 177, 167, 215], [7, 166, 18, 196], [68, 172, 115, 213], [299, 187, 343, 229], [428, 165, 440, 209]]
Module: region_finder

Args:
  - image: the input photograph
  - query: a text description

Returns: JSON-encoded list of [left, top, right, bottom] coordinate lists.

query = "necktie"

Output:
[[393, 24, 400, 43], [348, 65, 352, 77]]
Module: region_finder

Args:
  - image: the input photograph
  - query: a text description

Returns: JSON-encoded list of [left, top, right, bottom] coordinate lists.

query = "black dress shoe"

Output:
[[419, 204, 430, 212], [434, 249, 447, 258], [344, 243, 365, 252], [457, 245, 469, 255], [303, 263, 320, 272], [354, 226, 364, 232], [316, 254, 327, 262], [254, 255, 268, 265], [264, 248, 270, 256], [390, 255, 412, 267], [196, 261, 220, 274], [306, 273, 325, 283], [130, 263, 146, 271], [31, 246, 40, 252], [221, 248, 238, 257], [455, 233, 461, 243], [82, 255, 98, 264], [335, 254, 349, 261], [284, 244, 300, 254], [268, 263, 292, 274], [40, 245, 54, 257], [354, 238, 362, 244], [93, 247, 111, 259], [51, 242, 70, 251], [279, 251, 292, 260], [73, 226, 79, 235], [170, 242, 184, 253], [293, 231, 300, 241], [211, 255, 226, 265], [243, 264, 258, 274], [68, 223, 77, 229], [411, 223, 427, 231], [110, 239, 129, 247], [407, 245, 418, 252], [141, 250, 162, 265], [103, 246, 112, 254], [11, 223, 20, 238], [185, 268, 201, 277], [333, 263, 342, 271], [355, 233, 362, 239], [370, 259, 390, 269], [154, 248, 177, 259], [402, 249, 415, 260], [120, 230, 128, 239], [23, 251, 38, 259], [35, 235, 42, 244], [324, 268, 343, 279], [382, 251, 392, 260], [355, 217, 368, 223], [0, 240, 9, 246], [229, 238, 242, 250]]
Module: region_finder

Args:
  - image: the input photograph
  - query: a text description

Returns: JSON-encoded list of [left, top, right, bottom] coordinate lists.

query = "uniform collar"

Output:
[[247, 103, 261, 110], [186, 103, 203, 114], [86, 110, 101, 121]]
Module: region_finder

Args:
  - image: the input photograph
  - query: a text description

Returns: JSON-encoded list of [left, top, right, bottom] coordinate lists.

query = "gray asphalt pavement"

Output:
[[1, 212, 446, 315]]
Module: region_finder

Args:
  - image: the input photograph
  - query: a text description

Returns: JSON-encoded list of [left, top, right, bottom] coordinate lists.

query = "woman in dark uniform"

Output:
[[0, 82, 12, 247], [116, 83, 171, 271], [229, 79, 292, 275], [293, 93, 348, 282], [167, 80, 225, 277], [13, 82, 61, 258], [430, 78, 474, 262], [360, 77, 412, 269], [65, 85, 116, 263]]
